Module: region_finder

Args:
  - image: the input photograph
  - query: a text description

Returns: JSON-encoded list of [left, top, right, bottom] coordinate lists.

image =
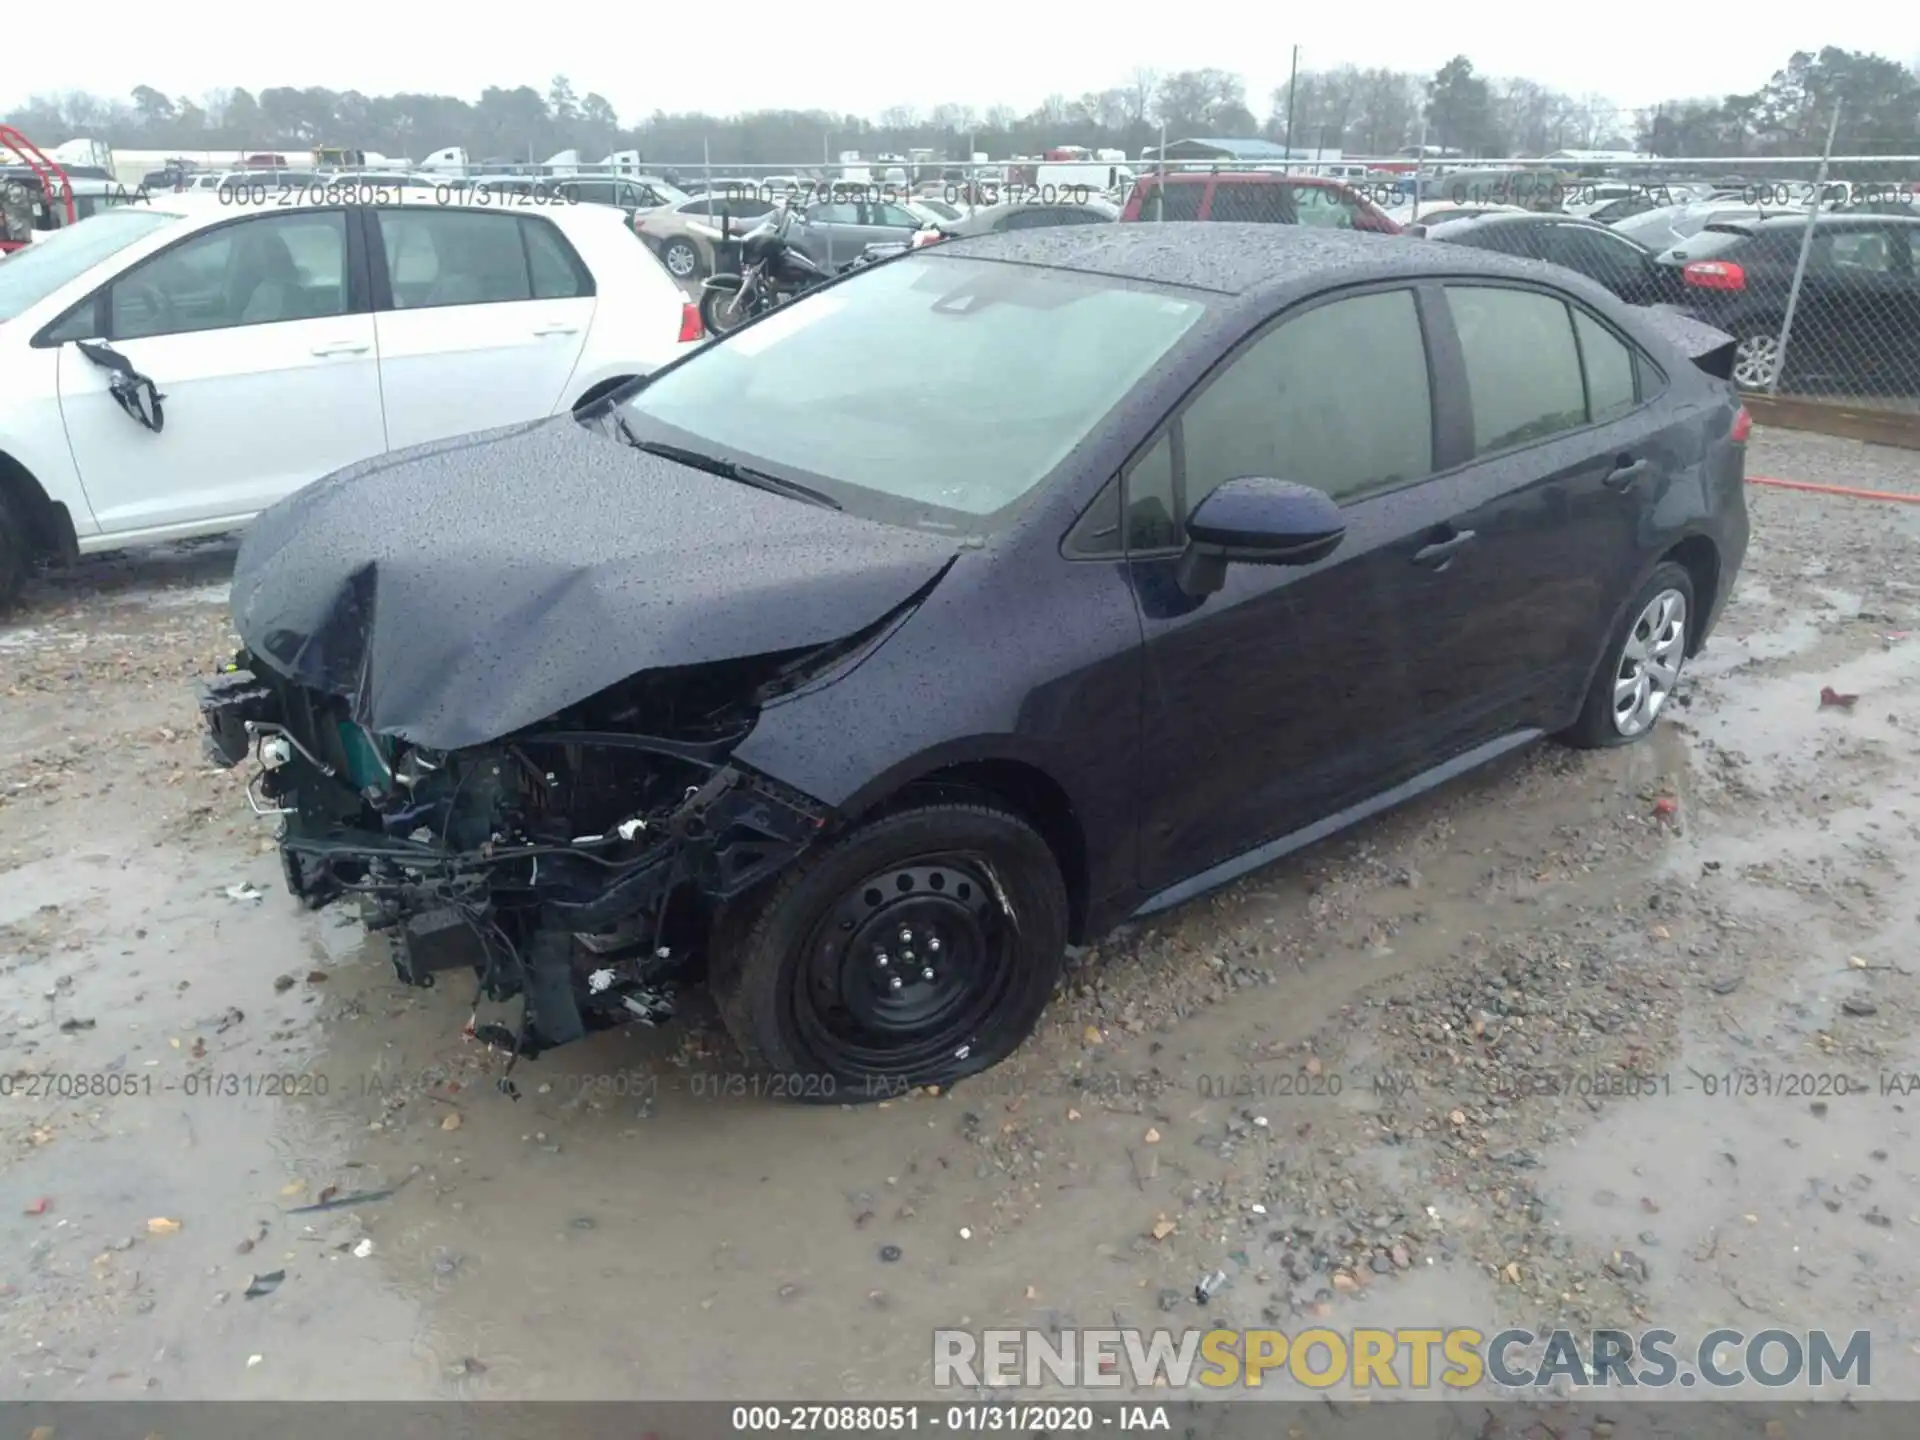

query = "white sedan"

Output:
[[0, 191, 702, 605]]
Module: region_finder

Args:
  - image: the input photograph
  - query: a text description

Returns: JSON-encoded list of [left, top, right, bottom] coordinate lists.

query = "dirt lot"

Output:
[[3, 427, 1918, 1406]]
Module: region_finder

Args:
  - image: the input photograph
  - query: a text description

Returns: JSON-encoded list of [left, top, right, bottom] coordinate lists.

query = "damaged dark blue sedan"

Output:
[[200, 224, 1750, 1099]]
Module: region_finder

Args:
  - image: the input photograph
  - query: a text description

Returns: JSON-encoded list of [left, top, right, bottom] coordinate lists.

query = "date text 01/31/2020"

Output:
[[708, 181, 1098, 208], [214, 179, 582, 208], [729, 1405, 1170, 1431]]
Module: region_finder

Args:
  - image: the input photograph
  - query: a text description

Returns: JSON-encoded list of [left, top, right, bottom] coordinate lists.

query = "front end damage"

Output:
[[198, 647, 847, 1059]]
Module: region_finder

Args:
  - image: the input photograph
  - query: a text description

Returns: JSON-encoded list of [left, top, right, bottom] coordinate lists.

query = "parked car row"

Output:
[[1423, 209, 1920, 395], [646, 165, 1920, 402]]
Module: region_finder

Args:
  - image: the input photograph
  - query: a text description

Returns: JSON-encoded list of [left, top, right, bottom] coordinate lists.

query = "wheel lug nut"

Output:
[[876, 954, 889, 969], [927, 936, 941, 953], [921, 967, 935, 981], [888, 975, 903, 992], [897, 927, 913, 945]]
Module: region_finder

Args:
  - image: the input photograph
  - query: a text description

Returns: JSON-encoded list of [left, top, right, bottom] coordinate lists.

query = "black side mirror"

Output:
[[1176, 476, 1346, 598]]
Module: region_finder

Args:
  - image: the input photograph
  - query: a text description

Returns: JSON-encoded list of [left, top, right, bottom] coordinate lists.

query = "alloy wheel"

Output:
[[1733, 333, 1782, 390], [1612, 588, 1688, 738], [663, 240, 698, 278]]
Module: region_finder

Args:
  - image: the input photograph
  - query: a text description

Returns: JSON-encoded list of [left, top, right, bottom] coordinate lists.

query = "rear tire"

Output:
[[661, 238, 704, 280], [1561, 562, 1695, 750], [0, 487, 31, 610], [1731, 329, 1784, 391], [710, 801, 1069, 1103]]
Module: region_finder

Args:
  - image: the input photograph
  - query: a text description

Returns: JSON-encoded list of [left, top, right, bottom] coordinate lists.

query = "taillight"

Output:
[[678, 302, 703, 343], [1684, 260, 1745, 291], [1732, 406, 1752, 444]]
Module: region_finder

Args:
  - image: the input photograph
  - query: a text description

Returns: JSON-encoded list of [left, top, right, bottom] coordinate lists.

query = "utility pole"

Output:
[[1282, 45, 1299, 160]]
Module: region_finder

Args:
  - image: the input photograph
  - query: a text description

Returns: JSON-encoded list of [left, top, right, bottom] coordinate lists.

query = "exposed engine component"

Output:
[[200, 650, 836, 1056]]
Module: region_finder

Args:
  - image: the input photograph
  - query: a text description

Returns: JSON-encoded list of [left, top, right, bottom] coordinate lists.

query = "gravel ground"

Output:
[[2, 427, 1918, 1414]]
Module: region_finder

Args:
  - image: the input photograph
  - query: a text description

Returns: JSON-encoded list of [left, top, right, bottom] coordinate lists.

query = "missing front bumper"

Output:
[[197, 657, 833, 1056]]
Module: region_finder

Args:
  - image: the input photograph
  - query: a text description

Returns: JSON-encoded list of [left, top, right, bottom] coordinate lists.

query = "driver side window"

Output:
[[108, 211, 348, 340], [1179, 288, 1434, 519]]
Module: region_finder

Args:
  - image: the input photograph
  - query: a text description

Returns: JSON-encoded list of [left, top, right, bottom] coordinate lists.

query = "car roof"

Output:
[[929, 222, 1617, 300], [1748, 211, 1920, 231], [1138, 170, 1351, 187], [967, 198, 1118, 223], [1428, 211, 1602, 231], [128, 191, 616, 227]]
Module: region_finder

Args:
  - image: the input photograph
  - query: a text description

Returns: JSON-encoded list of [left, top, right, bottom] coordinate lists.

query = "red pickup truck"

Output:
[[1120, 171, 1401, 233]]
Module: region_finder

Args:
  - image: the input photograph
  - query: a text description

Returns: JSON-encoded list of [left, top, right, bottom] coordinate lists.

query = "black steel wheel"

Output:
[[711, 801, 1069, 1102]]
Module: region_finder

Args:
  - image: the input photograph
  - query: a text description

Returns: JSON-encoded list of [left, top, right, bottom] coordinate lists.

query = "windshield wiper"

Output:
[[626, 437, 843, 511]]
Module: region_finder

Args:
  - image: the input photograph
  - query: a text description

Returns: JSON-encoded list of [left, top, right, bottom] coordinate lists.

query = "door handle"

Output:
[[1412, 529, 1476, 567], [310, 341, 370, 356], [1604, 457, 1649, 489], [532, 324, 580, 337]]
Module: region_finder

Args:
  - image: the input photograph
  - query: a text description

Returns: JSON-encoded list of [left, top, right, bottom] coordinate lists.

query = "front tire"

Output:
[[1561, 562, 1695, 750], [710, 801, 1069, 1102], [699, 280, 754, 336], [0, 487, 31, 610]]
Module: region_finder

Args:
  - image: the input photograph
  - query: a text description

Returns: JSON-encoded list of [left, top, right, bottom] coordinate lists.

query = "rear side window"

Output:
[[522, 217, 591, 299], [1181, 288, 1434, 510], [1675, 228, 1752, 261], [1446, 286, 1587, 454], [1208, 182, 1293, 224], [1572, 310, 1638, 422], [1754, 228, 1814, 263], [1137, 180, 1204, 222], [1826, 229, 1898, 272], [376, 209, 532, 309]]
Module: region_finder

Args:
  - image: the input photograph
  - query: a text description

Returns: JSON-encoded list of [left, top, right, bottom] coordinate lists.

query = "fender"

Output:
[[1562, 531, 1722, 730], [0, 344, 102, 542], [831, 731, 1094, 833]]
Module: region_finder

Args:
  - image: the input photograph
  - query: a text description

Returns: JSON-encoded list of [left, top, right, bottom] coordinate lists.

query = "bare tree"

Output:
[[1124, 67, 1161, 127]]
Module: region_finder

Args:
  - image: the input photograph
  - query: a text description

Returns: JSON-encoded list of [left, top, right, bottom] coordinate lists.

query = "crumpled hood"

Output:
[[231, 417, 960, 749]]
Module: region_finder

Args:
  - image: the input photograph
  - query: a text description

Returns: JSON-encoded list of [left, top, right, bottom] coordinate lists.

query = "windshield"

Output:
[[0, 207, 177, 323], [620, 254, 1206, 529]]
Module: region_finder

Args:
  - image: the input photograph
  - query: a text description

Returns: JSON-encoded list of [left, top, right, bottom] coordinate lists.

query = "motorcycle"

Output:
[[698, 204, 836, 336]]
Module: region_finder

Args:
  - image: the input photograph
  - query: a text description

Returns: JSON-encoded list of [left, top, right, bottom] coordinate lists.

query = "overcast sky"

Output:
[[19, 0, 1918, 123]]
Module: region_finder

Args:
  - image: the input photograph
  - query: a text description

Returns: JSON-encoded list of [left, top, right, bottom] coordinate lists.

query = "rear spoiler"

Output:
[[1633, 304, 1737, 382]]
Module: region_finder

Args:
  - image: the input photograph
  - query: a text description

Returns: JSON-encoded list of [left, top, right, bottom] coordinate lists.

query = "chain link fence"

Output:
[[437, 145, 1920, 414]]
